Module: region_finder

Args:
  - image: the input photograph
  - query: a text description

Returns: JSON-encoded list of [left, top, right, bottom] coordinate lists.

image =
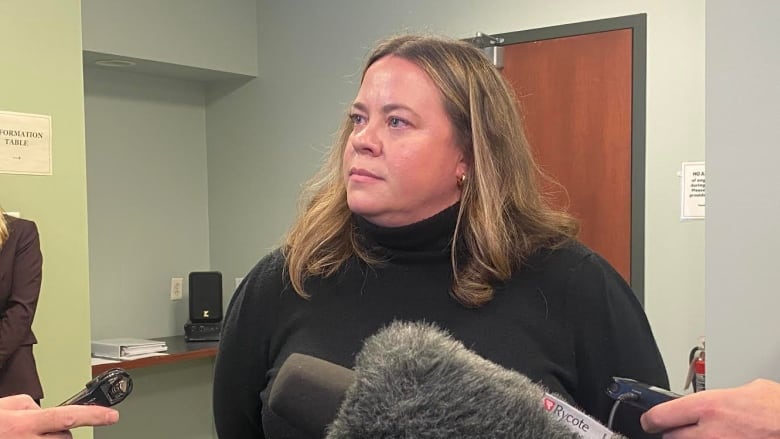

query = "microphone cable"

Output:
[[607, 393, 640, 430]]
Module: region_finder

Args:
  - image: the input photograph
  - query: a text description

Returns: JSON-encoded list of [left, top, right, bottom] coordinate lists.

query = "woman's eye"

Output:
[[388, 117, 408, 128], [350, 114, 366, 125]]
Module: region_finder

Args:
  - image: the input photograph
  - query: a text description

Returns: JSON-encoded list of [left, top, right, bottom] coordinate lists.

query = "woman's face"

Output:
[[343, 55, 467, 227]]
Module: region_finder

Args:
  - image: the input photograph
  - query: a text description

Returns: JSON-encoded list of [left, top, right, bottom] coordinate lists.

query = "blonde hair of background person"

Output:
[[284, 35, 578, 308], [0, 207, 9, 247]]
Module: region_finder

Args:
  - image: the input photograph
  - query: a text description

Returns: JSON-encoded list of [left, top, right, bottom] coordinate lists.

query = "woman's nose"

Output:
[[351, 123, 382, 156]]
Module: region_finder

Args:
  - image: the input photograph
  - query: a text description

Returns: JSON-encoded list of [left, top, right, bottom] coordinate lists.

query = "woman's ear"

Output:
[[455, 155, 469, 180], [455, 158, 469, 188]]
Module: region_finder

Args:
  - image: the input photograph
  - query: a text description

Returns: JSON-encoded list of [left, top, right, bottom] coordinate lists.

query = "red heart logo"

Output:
[[543, 398, 556, 411]]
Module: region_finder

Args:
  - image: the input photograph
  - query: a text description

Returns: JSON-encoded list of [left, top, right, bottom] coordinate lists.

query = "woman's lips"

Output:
[[349, 168, 381, 182]]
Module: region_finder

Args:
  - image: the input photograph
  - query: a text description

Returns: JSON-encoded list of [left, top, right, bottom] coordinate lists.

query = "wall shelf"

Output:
[[91, 335, 218, 376]]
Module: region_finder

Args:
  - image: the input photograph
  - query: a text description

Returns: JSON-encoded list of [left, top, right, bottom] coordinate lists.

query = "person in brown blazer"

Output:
[[0, 210, 43, 402]]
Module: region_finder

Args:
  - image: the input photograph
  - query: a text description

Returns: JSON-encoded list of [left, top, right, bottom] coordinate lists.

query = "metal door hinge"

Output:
[[469, 32, 505, 69]]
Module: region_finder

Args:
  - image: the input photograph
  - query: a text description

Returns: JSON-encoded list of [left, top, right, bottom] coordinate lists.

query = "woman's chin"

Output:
[[346, 201, 380, 218], [346, 193, 382, 215]]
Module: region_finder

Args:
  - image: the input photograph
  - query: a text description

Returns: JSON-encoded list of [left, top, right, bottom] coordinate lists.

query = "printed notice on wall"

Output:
[[681, 161, 705, 220], [0, 110, 52, 175]]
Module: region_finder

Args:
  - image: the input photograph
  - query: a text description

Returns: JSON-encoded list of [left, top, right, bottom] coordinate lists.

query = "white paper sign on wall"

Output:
[[0, 110, 52, 175], [681, 161, 705, 220]]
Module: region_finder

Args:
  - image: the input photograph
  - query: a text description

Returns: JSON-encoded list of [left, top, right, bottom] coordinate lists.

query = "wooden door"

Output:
[[486, 15, 646, 299]]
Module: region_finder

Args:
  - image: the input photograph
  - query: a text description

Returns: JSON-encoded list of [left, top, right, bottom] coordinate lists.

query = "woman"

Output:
[[0, 209, 43, 403], [214, 34, 668, 438]]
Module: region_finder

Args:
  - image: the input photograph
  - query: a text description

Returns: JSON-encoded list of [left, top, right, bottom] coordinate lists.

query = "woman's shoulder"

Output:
[[526, 240, 636, 301], [5, 215, 38, 234], [2, 216, 40, 249], [244, 248, 287, 286], [526, 240, 597, 272], [227, 248, 288, 312]]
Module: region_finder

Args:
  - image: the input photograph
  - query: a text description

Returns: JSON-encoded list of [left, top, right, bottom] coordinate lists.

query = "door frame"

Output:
[[485, 14, 648, 304]]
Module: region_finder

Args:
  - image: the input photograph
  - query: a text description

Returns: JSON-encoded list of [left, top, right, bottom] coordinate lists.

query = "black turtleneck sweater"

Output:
[[213, 205, 668, 439]]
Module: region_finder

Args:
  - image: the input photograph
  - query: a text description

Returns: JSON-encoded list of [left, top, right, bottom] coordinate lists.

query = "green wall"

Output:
[[0, 1, 95, 438], [84, 68, 216, 439], [84, 68, 210, 341], [705, 0, 780, 387]]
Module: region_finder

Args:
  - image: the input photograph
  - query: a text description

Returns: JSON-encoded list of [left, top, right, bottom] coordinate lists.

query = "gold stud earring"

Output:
[[457, 174, 466, 187]]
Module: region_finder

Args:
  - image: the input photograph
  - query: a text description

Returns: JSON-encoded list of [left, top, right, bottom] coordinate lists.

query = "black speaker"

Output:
[[188, 271, 223, 323]]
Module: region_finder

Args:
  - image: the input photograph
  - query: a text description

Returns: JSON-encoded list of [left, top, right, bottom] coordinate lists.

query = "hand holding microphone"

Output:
[[640, 378, 780, 438]]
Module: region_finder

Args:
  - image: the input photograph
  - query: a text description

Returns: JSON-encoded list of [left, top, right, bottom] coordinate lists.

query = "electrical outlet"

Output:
[[170, 277, 184, 300]]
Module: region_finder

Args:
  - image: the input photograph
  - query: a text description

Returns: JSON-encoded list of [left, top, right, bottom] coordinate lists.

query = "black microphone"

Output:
[[268, 353, 354, 438], [269, 321, 625, 438]]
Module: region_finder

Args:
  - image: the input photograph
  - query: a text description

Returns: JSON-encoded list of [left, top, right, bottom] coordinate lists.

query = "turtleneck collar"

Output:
[[353, 203, 460, 262]]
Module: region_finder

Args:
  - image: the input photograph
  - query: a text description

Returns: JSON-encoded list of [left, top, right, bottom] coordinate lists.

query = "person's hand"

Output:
[[0, 394, 119, 438], [641, 378, 780, 438]]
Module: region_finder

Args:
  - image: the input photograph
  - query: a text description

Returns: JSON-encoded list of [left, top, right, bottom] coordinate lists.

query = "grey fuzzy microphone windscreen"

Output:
[[326, 320, 624, 439]]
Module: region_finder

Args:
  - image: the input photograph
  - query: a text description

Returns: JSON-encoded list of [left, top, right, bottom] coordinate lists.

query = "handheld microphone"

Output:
[[268, 353, 354, 438], [606, 377, 681, 411]]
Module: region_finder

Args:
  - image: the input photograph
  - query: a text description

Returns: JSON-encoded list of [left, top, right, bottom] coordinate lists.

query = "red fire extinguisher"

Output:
[[686, 339, 706, 392], [692, 349, 705, 392]]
